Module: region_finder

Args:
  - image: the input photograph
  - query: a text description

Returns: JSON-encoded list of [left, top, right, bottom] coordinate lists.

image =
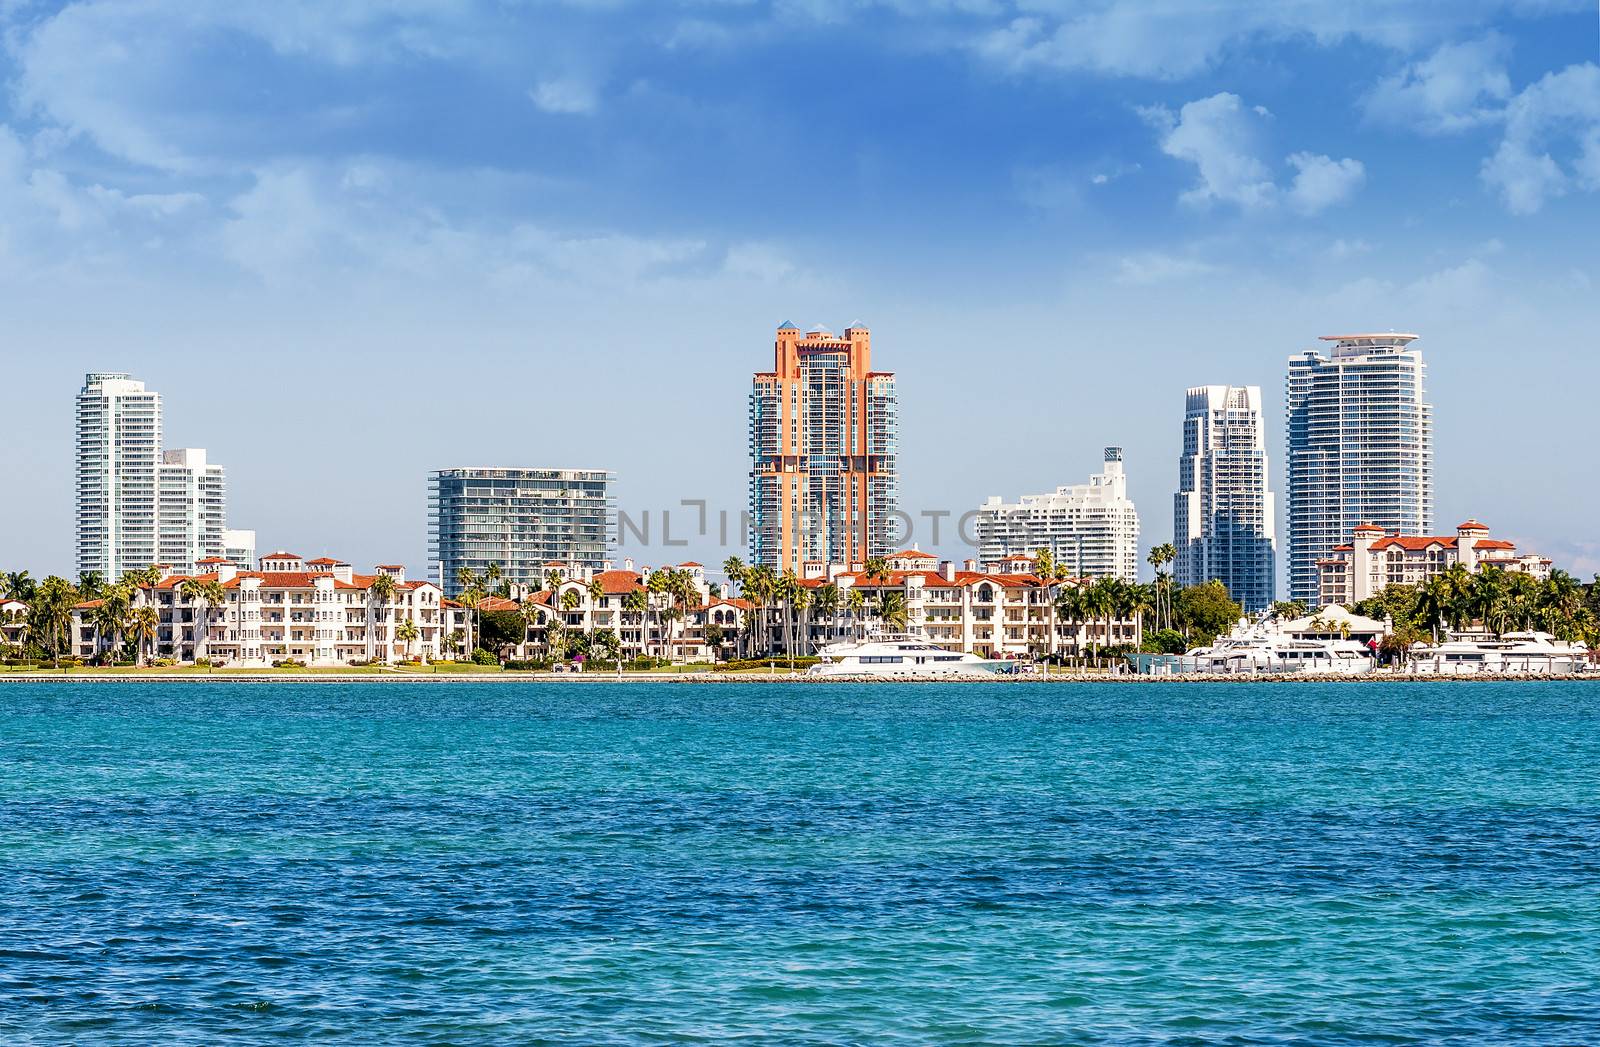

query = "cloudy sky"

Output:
[[2, 0, 1598, 580]]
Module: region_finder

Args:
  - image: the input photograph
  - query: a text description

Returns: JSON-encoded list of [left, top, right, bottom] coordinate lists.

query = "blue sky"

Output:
[[2, 0, 1599, 580]]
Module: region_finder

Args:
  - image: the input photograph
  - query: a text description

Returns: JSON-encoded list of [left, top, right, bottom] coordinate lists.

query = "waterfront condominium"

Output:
[[748, 322, 898, 572], [76, 373, 228, 579], [1173, 385, 1276, 611], [429, 468, 616, 595], [1286, 333, 1433, 605], [975, 448, 1141, 582]]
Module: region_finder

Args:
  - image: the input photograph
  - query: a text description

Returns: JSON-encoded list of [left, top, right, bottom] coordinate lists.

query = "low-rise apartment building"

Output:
[[70, 554, 467, 666], [1317, 519, 1551, 606]]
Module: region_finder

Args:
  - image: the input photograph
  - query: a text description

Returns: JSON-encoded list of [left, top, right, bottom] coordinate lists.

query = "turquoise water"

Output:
[[3, 682, 1599, 1044]]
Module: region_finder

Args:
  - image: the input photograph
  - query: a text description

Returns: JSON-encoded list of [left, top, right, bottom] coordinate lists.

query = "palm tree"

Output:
[[792, 586, 812, 659], [519, 595, 546, 659], [744, 564, 775, 656], [775, 571, 799, 659], [178, 577, 226, 663], [863, 556, 888, 583], [621, 587, 649, 663], [77, 571, 106, 601], [1032, 547, 1067, 661], [455, 567, 483, 655], [876, 590, 909, 632], [395, 618, 419, 662], [1147, 543, 1177, 630], [367, 573, 398, 663], [846, 587, 866, 639], [90, 583, 133, 664], [814, 582, 841, 646], [3, 570, 35, 601], [1054, 583, 1088, 666], [484, 562, 505, 598], [722, 556, 746, 599], [586, 575, 605, 633], [32, 576, 79, 667], [127, 605, 159, 667]]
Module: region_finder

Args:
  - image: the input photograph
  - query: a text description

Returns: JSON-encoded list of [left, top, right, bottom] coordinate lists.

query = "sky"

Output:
[[2, 0, 1599, 582]]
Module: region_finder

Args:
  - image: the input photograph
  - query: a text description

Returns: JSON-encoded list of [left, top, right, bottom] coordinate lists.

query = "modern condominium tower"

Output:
[[748, 323, 898, 572], [76, 373, 228, 579], [429, 468, 616, 595], [1286, 334, 1433, 605], [1173, 385, 1275, 611], [976, 448, 1141, 581]]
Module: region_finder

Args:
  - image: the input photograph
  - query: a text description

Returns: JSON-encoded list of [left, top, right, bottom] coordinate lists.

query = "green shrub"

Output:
[[151, 658, 176, 667], [470, 648, 499, 666], [193, 658, 212, 668], [273, 659, 307, 669]]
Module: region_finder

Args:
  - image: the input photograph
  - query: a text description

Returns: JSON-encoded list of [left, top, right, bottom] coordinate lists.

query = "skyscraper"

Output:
[[1173, 385, 1275, 611], [157, 449, 227, 574], [429, 468, 615, 594], [76, 373, 229, 579], [748, 323, 898, 571], [1286, 334, 1433, 604], [976, 448, 1141, 581]]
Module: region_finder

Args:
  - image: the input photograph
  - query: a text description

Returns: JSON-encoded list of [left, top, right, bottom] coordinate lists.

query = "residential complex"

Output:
[[76, 373, 230, 580], [1286, 334, 1433, 604], [1317, 520, 1551, 607], [748, 322, 898, 573], [1173, 385, 1275, 611], [70, 553, 468, 666], [429, 468, 615, 595], [976, 448, 1141, 582], [508, 552, 1140, 663]]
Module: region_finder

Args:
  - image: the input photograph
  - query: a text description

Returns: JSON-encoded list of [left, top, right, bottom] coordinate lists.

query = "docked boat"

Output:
[[1407, 632, 1591, 675], [1190, 634, 1376, 675], [808, 633, 1005, 677]]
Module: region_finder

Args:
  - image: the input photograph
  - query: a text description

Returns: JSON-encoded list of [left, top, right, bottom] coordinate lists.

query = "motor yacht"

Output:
[[1408, 632, 1591, 675], [808, 633, 1005, 677]]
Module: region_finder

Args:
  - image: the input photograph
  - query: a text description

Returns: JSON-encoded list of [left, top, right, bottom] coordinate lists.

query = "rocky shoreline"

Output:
[[1, 670, 1596, 684]]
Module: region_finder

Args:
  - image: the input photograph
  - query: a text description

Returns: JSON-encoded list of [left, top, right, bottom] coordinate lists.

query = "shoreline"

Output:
[[0, 670, 1596, 684]]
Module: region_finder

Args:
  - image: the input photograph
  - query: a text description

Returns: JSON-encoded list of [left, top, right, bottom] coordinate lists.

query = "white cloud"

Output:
[[530, 80, 599, 116], [1363, 35, 1513, 134], [1146, 93, 1363, 214], [1286, 152, 1367, 214], [1481, 62, 1600, 214], [1146, 93, 1277, 210]]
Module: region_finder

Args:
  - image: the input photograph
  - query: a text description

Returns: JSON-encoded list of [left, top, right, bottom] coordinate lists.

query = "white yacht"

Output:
[[1190, 635, 1376, 675], [808, 634, 1005, 677], [1408, 632, 1591, 676]]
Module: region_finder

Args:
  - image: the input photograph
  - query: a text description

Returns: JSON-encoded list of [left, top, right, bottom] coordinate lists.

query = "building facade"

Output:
[[1173, 385, 1275, 611], [429, 468, 615, 595], [70, 554, 468, 666], [223, 529, 257, 569], [76, 373, 229, 581], [76, 373, 162, 580], [157, 449, 227, 574], [976, 448, 1141, 582], [510, 553, 1141, 663], [1317, 520, 1550, 607], [749, 323, 898, 572], [1286, 334, 1433, 604]]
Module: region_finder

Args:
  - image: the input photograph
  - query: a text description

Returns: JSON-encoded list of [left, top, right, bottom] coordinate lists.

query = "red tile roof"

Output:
[[889, 549, 937, 560], [1457, 519, 1489, 530], [375, 564, 404, 570], [306, 557, 346, 566], [594, 570, 645, 595]]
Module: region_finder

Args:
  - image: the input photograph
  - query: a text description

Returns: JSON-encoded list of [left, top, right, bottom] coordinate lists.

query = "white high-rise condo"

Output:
[[1286, 334, 1433, 605], [976, 448, 1141, 581], [1173, 386, 1275, 611], [76, 373, 229, 579]]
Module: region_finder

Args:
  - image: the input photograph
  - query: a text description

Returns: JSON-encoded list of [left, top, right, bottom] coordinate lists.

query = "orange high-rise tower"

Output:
[[748, 323, 898, 572]]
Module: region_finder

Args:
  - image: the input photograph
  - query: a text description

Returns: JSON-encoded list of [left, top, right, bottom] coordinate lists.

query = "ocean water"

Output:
[[3, 681, 1599, 1045]]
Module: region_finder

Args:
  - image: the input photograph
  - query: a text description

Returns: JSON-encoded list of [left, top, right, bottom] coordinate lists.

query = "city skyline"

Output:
[[3, 3, 1599, 579]]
